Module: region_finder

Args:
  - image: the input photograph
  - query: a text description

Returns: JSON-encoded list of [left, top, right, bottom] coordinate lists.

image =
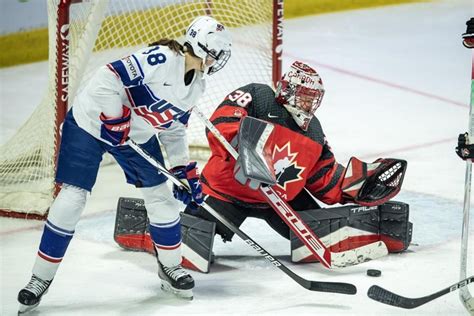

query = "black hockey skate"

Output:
[[17, 275, 52, 314], [158, 261, 194, 300]]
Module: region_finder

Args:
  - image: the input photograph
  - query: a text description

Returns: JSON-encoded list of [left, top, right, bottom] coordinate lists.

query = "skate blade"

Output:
[[18, 302, 39, 315], [160, 281, 193, 300]]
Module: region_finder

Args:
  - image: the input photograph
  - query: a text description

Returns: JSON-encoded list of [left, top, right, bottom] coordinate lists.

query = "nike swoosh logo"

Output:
[[164, 82, 172, 86], [268, 113, 279, 118]]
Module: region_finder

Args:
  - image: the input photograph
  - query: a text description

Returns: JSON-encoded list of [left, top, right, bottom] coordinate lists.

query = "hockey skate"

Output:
[[158, 261, 194, 300], [17, 275, 52, 314]]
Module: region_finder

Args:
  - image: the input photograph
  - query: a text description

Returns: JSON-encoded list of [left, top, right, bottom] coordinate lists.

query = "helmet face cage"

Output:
[[198, 42, 231, 75], [185, 16, 232, 75], [276, 61, 325, 131]]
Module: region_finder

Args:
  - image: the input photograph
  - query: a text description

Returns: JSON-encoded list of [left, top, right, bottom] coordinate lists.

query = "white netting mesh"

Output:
[[0, 0, 276, 216]]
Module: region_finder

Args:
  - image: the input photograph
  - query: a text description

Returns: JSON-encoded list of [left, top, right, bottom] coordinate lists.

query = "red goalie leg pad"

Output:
[[115, 232, 155, 254], [295, 233, 408, 263], [291, 202, 412, 263], [380, 235, 409, 253], [328, 234, 381, 253], [329, 234, 407, 254], [114, 232, 211, 273]]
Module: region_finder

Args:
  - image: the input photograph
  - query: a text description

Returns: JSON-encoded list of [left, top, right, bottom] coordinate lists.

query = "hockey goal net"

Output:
[[0, 0, 283, 218]]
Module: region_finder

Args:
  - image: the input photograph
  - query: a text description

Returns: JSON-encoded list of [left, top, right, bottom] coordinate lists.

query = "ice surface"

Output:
[[1, 0, 473, 314]]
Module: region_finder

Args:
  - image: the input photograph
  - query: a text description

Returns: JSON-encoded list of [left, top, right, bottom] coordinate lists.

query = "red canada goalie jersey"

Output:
[[201, 83, 346, 207]]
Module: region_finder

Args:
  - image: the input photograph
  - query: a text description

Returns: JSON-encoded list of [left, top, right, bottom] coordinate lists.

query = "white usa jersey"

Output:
[[72, 45, 206, 167]]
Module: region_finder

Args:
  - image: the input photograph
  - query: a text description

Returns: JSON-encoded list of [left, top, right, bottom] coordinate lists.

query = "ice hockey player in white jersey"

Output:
[[17, 16, 231, 313]]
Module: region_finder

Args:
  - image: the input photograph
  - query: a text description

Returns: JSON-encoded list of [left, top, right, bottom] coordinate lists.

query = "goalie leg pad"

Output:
[[180, 213, 216, 273], [185, 195, 247, 243], [114, 197, 154, 254], [114, 197, 216, 273], [379, 202, 413, 253], [290, 201, 412, 263]]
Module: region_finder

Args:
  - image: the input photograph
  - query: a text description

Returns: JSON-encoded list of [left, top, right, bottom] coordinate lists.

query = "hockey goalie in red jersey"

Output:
[[114, 61, 412, 273], [202, 62, 347, 206]]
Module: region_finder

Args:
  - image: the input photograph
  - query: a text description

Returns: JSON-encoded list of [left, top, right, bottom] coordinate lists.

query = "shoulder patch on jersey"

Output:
[[125, 56, 142, 81], [108, 55, 144, 87]]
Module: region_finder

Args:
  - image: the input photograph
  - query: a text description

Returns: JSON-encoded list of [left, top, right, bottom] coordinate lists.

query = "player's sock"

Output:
[[149, 218, 182, 266], [33, 220, 75, 280], [17, 221, 73, 313]]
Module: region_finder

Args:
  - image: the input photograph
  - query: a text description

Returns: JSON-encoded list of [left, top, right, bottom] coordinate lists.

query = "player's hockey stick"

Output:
[[192, 107, 387, 269], [127, 138, 357, 295], [457, 53, 474, 313], [367, 275, 474, 309], [458, 22, 474, 314]]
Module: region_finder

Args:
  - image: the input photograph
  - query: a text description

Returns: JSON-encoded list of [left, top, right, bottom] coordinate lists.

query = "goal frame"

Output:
[[0, 0, 283, 219]]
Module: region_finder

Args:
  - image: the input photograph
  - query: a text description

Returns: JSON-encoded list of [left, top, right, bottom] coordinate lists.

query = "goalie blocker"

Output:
[[114, 197, 412, 272]]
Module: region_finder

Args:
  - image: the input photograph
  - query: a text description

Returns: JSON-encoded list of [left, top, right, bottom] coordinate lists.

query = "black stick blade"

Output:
[[367, 285, 430, 309], [368, 276, 474, 309], [309, 281, 357, 295]]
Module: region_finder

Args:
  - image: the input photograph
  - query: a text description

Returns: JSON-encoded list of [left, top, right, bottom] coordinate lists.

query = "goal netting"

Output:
[[0, 0, 282, 218]]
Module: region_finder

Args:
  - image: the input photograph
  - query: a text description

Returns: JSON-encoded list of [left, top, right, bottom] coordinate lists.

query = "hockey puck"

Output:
[[367, 269, 382, 277]]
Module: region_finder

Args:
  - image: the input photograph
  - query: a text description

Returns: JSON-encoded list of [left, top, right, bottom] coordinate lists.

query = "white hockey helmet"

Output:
[[276, 61, 325, 131], [185, 16, 232, 75]]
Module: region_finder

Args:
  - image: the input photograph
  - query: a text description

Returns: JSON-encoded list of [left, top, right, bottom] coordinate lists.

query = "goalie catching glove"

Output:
[[171, 162, 204, 211], [342, 157, 407, 206]]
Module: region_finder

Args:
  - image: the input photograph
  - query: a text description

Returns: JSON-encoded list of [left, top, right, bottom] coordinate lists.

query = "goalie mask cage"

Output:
[[0, 0, 283, 219]]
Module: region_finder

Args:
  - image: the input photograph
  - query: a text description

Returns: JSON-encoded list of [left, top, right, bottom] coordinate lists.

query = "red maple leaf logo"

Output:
[[273, 142, 297, 164], [272, 142, 305, 191]]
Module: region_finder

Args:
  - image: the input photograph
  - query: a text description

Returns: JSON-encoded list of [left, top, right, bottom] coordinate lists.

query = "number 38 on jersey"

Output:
[[227, 89, 252, 107]]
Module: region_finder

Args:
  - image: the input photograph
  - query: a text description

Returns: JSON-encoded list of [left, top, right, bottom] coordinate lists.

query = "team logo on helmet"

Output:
[[292, 61, 318, 75], [272, 142, 305, 191], [184, 16, 232, 75]]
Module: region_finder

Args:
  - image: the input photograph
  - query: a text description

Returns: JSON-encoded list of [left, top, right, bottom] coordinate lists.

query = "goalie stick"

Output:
[[127, 138, 357, 295], [193, 108, 388, 269], [367, 275, 474, 309]]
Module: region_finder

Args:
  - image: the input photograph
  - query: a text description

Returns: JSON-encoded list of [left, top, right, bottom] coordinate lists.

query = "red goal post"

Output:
[[0, 0, 283, 219]]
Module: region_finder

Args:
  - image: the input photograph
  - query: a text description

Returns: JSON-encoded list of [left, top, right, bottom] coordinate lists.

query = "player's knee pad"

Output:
[[140, 183, 181, 224], [48, 184, 88, 230]]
